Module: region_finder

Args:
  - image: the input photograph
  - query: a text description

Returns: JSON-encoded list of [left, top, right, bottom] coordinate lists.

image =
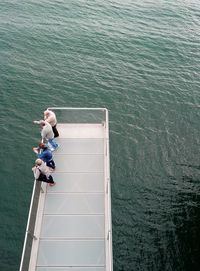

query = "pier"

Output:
[[19, 108, 113, 271]]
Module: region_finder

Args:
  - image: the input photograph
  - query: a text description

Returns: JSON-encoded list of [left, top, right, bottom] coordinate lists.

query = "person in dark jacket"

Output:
[[33, 143, 55, 170]]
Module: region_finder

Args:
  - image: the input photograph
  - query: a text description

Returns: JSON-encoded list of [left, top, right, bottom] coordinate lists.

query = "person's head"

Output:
[[44, 110, 50, 117], [35, 159, 43, 166], [39, 120, 45, 127], [39, 143, 47, 149]]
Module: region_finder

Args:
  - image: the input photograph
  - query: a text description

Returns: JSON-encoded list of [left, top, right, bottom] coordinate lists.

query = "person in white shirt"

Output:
[[40, 120, 54, 141], [44, 110, 59, 138], [33, 120, 58, 151], [32, 159, 55, 186]]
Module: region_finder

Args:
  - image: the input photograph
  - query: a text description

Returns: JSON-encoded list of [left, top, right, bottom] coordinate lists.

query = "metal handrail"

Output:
[[104, 109, 113, 271], [48, 107, 107, 110], [19, 180, 39, 271]]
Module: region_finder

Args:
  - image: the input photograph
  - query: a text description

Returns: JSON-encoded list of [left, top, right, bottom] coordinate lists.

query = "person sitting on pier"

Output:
[[44, 109, 59, 138], [33, 143, 56, 170], [33, 120, 58, 151], [32, 159, 55, 186]]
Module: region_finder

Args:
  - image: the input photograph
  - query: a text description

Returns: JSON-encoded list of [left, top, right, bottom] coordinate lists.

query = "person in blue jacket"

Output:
[[33, 142, 55, 170]]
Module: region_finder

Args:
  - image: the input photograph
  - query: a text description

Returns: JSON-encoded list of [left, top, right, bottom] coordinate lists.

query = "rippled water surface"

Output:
[[1, 0, 200, 270]]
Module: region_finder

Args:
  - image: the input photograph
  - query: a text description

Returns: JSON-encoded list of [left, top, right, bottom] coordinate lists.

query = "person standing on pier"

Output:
[[32, 159, 55, 186], [44, 109, 59, 138], [33, 120, 58, 151], [33, 143, 56, 170]]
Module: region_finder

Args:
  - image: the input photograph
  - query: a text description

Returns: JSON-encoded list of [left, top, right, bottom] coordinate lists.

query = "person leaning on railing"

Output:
[[33, 143, 56, 170], [33, 120, 58, 151], [32, 159, 55, 186], [44, 109, 59, 138]]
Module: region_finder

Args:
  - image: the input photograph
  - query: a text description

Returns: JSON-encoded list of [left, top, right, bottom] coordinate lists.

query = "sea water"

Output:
[[1, 0, 200, 270]]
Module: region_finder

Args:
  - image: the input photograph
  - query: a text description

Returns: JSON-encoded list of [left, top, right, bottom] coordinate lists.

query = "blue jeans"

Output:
[[48, 138, 58, 150]]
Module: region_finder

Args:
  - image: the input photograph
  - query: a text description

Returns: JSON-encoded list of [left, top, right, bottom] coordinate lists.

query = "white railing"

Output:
[[47, 107, 106, 125], [104, 108, 113, 271], [19, 181, 41, 271]]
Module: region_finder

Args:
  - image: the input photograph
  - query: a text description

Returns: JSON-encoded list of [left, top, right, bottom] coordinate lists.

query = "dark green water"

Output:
[[1, 0, 200, 270]]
